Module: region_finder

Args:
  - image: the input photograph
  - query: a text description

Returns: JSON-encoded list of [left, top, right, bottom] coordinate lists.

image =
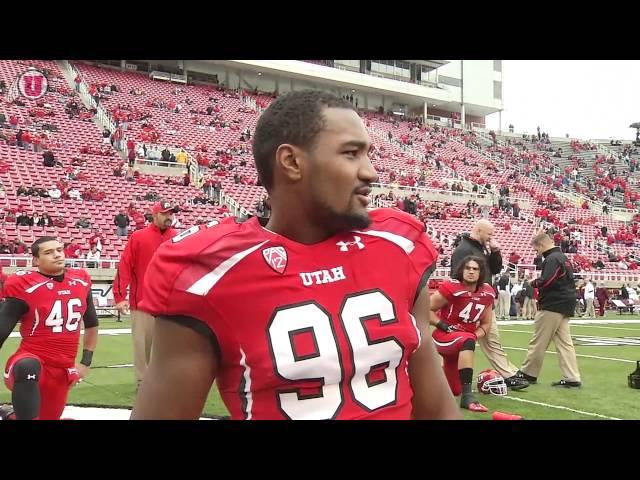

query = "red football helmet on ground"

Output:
[[477, 369, 507, 396]]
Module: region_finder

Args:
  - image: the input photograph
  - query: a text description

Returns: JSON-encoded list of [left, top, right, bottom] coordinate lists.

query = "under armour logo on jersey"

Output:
[[27, 374, 36, 380], [46, 283, 53, 290], [336, 235, 364, 252], [262, 246, 288, 274], [69, 281, 76, 286]]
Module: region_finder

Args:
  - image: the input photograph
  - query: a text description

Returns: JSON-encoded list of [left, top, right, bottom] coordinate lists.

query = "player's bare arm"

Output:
[[409, 285, 462, 420], [474, 305, 492, 339], [131, 316, 218, 420], [428, 291, 453, 332]]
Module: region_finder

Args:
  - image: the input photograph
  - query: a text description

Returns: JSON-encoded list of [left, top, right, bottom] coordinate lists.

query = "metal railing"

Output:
[[218, 190, 251, 218], [0, 256, 119, 269], [371, 182, 491, 204]]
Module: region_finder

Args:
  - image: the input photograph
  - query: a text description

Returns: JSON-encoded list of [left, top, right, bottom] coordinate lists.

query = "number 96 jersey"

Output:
[[140, 209, 438, 420], [4, 268, 92, 368]]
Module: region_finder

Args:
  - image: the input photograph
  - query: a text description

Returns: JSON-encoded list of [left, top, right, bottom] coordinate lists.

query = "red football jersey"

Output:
[[4, 268, 92, 368], [140, 209, 438, 420], [437, 280, 495, 333]]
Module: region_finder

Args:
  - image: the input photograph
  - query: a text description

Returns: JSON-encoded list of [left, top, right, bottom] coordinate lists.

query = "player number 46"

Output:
[[44, 298, 83, 333]]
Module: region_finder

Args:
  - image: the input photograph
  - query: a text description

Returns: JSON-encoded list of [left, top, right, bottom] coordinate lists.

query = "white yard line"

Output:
[[498, 319, 640, 326], [9, 328, 132, 338], [502, 346, 636, 363], [497, 396, 621, 420]]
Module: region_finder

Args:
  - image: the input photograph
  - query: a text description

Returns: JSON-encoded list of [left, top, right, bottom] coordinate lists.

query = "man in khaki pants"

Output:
[[450, 220, 529, 390], [113, 201, 178, 389], [583, 278, 596, 319], [495, 273, 511, 320], [521, 278, 535, 320], [516, 233, 581, 387]]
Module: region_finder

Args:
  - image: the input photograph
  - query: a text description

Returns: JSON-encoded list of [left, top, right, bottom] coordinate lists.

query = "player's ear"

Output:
[[275, 144, 303, 184]]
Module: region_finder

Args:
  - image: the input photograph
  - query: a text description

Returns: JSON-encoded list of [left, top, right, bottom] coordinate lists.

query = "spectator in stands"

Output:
[[128, 147, 136, 168], [42, 150, 61, 168], [75, 217, 91, 229], [48, 185, 62, 200], [15, 212, 30, 226], [85, 244, 101, 268], [113, 162, 125, 177], [508, 251, 521, 272], [512, 202, 520, 218], [161, 147, 171, 163], [114, 210, 130, 237], [38, 213, 53, 227], [12, 239, 27, 255], [176, 148, 188, 165], [64, 240, 81, 260], [89, 228, 105, 252]]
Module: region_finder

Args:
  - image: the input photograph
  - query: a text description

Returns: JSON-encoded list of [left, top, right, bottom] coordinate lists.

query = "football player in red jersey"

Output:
[[0, 237, 98, 420], [429, 256, 494, 412], [132, 90, 461, 420]]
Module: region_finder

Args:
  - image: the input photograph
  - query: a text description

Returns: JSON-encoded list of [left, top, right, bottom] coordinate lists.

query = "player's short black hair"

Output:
[[252, 90, 355, 192], [452, 255, 487, 284], [31, 236, 60, 257]]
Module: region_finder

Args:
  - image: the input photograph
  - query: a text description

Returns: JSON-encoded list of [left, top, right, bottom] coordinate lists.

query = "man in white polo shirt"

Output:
[[583, 278, 595, 319]]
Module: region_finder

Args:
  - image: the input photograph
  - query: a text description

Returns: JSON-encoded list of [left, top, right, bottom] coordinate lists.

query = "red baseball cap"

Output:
[[152, 201, 175, 214]]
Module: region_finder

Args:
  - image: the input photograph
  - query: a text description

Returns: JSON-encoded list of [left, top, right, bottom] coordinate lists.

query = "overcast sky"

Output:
[[484, 60, 640, 141]]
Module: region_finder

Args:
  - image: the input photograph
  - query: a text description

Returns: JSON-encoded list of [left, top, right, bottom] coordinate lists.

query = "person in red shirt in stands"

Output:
[[89, 228, 106, 252], [64, 240, 81, 259]]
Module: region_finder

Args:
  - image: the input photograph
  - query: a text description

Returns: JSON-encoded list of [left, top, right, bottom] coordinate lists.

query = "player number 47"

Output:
[[44, 298, 83, 333], [459, 302, 485, 323]]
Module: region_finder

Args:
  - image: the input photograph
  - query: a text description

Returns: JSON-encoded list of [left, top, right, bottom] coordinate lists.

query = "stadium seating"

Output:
[[1, 60, 639, 274]]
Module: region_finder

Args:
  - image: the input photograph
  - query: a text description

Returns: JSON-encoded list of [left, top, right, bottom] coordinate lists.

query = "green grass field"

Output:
[[1, 314, 639, 420]]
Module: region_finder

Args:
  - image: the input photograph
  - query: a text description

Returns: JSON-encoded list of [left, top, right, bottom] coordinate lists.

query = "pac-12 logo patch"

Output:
[[262, 246, 287, 274], [17, 68, 48, 100]]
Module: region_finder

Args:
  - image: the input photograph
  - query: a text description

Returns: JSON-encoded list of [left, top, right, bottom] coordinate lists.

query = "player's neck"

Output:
[[462, 282, 478, 292], [265, 211, 334, 245], [37, 269, 65, 281]]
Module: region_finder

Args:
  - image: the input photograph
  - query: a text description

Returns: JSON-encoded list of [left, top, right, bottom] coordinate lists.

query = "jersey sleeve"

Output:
[[438, 281, 455, 303], [3, 272, 31, 304], [368, 208, 439, 302], [138, 218, 255, 342]]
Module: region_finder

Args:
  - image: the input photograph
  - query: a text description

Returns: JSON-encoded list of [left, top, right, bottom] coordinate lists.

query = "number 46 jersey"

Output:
[[4, 268, 92, 368], [140, 208, 438, 420]]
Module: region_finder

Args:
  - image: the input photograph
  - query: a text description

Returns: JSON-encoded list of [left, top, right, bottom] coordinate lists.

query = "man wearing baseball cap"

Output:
[[113, 200, 178, 389]]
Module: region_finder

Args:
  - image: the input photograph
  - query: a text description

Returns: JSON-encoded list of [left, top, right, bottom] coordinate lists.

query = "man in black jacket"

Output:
[[450, 220, 529, 391], [517, 232, 581, 388]]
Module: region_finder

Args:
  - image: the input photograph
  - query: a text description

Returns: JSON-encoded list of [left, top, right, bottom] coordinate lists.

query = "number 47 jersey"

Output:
[[4, 268, 92, 368], [140, 208, 439, 420]]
